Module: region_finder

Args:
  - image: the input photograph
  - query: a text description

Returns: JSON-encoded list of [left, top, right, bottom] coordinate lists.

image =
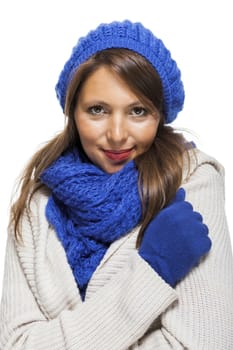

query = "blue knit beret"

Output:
[[55, 20, 185, 123]]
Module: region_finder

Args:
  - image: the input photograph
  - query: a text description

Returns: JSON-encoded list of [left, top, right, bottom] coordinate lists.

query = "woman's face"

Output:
[[74, 66, 160, 173]]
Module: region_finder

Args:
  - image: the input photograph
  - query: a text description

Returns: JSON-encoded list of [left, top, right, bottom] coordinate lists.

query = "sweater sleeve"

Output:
[[133, 152, 233, 349], [0, 226, 177, 350]]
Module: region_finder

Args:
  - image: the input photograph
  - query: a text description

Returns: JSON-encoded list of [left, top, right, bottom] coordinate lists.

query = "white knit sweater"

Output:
[[0, 149, 233, 350]]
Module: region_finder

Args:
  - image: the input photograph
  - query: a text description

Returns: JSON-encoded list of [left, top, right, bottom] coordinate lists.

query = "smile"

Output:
[[103, 148, 134, 161]]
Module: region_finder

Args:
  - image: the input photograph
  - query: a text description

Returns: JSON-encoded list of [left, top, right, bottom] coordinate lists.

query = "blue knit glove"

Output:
[[139, 188, 211, 287]]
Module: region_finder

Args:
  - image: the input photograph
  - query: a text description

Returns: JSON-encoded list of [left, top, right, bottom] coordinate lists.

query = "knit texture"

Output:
[[55, 20, 184, 123], [1, 149, 233, 349], [40, 148, 142, 299]]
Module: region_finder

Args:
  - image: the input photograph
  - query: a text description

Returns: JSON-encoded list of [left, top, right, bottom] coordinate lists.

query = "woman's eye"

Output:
[[131, 106, 148, 117], [88, 105, 105, 115]]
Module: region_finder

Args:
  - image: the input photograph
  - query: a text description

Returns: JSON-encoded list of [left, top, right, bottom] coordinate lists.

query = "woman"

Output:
[[0, 20, 232, 349]]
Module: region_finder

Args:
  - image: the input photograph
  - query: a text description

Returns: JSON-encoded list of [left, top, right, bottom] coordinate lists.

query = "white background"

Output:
[[0, 0, 232, 295]]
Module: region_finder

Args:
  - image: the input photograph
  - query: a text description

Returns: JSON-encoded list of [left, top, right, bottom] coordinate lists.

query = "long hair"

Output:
[[11, 48, 187, 245]]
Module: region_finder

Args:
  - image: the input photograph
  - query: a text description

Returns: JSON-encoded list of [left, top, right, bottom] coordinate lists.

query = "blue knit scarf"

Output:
[[40, 148, 142, 300]]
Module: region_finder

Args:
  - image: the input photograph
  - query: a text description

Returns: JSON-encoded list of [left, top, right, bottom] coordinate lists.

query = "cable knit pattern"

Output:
[[55, 20, 184, 123], [0, 148, 233, 349], [40, 148, 142, 299]]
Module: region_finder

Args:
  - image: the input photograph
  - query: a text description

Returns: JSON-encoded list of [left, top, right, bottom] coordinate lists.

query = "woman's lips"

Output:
[[103, 148, 134, 161]]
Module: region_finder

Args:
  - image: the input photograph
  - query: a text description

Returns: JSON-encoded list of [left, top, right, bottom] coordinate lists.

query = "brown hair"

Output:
[[11, 48, 187, 245]]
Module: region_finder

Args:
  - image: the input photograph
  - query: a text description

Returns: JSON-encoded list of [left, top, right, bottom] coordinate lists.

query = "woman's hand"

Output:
[[139, 188, 211, 287]]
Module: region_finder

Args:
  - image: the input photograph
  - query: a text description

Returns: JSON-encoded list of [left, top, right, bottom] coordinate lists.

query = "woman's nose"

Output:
[[106, 114, 128, 145]]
